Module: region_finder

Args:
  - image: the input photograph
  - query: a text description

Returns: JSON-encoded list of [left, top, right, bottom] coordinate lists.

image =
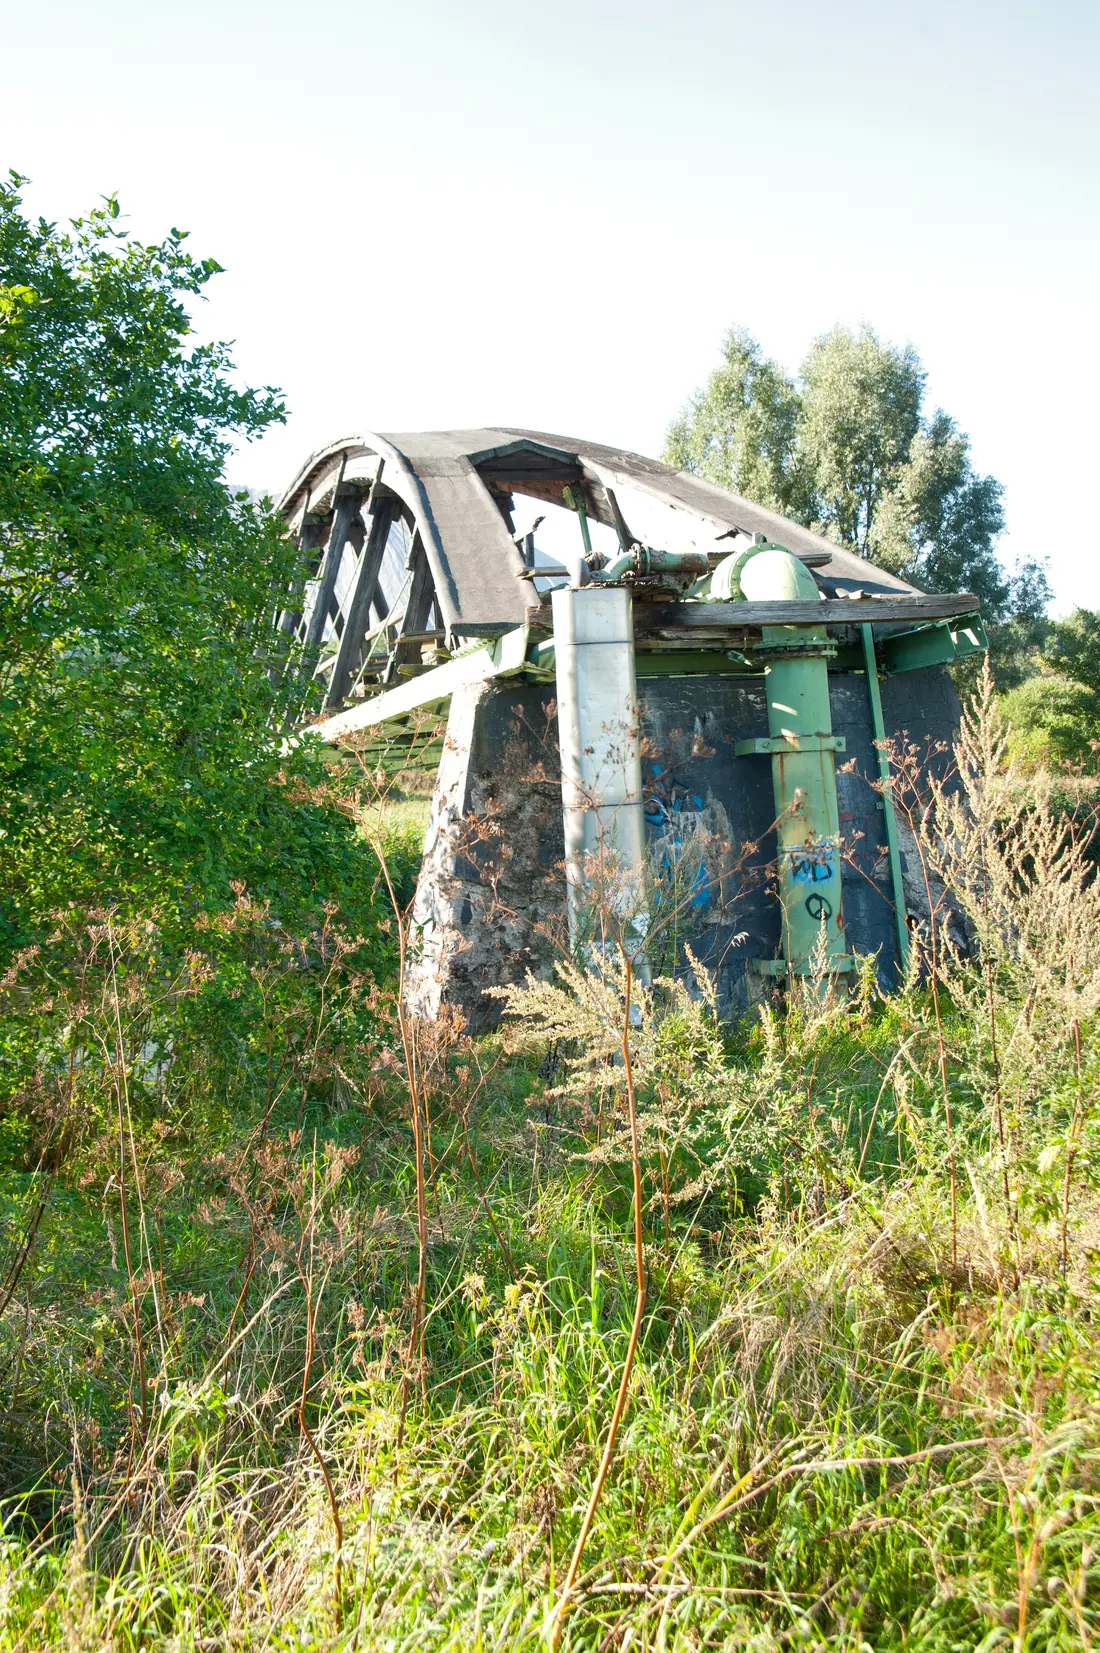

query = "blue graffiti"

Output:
[[645, 766, 710, 909], [782, 840, 837, 885]]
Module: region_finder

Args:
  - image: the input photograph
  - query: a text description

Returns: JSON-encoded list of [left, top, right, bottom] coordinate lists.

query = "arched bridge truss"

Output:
[[277, 427, 987, 724]]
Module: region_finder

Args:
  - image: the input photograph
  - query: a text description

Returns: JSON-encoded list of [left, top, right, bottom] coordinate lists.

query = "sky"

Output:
[[3, 0, 1098, 608]]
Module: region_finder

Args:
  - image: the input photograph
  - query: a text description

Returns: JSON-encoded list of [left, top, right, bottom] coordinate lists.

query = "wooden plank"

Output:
[[313, 626, 531, 743], [635, 594, 979, 629], [477, 463, 583, 486], [529, 593, 979, 631], [450, 620, 523, 637], [324, 490, 399, 709], [482, 476, 573, 510], [299, 462, 360, 677]]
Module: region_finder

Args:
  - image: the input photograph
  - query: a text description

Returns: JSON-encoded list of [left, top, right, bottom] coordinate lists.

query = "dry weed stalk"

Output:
[[918, 666, 1100, 1056], [885, 765, 961, 1269], [336, 727, 438, 1446], [548, 948, 647, 1653], [884, 665, 1100, 1268], [294, 1150, 344, 1628], [1060, 1017, 1095, 1274]]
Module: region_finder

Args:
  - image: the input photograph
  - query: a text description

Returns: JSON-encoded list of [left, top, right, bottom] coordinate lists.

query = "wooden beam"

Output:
[[478, 464, 583, 486], [299, 469, 363, 679], [312, 627, 531, 743], [530, 593, 979, 631], [324, 491, 399, 709], [638, 594, 978, 628]]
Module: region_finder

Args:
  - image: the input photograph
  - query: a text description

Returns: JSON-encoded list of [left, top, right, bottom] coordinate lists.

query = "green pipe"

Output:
[[589, 545, 710, 583], [563, 484, 594, 559], [592, 548, 634, 581], [739, 547, 850, 984], [860, 623, 910, 976]]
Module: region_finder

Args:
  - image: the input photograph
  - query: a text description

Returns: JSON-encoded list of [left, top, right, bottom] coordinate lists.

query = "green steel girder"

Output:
[[635, 651, 754, 677], [738, 547, 850, 986], [535, 615, 989, 683], [861, 623, 910, 974], [880, 614, 987, 674]]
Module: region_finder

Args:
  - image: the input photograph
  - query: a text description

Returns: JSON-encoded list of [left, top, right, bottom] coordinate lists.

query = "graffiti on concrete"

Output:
[[782, 839, 838, 886], [645, 765, 710, 909]]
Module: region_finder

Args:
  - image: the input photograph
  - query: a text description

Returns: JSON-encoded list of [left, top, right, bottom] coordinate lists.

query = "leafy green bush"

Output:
[[0, 173, 384, 955], [1000, 609, 1100, 772], [0, 177, 409, 1124], [1000, 676, 1097, 769]]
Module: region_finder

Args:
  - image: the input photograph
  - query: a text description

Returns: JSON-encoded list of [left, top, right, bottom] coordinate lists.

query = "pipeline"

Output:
[[588, 544, 710, 586], [722, 542, 852, 985]]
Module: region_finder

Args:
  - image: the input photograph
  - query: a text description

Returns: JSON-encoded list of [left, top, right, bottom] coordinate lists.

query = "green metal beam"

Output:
[[752, 956, 856, 978], [880, 613, 988, 674], [634, 651, 754, 677], [735, 734, 846, 756], [861, 623, 910, 974]]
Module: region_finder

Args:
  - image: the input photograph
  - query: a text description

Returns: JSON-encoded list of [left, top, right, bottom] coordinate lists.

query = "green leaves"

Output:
[[0, 180, 375, 961], [0, 281, 37, 333], [1000, 608, 1100, 768], [1042, 608, 1100, 698], [799, 326, 923, 554], [664, 325, 813, 521]]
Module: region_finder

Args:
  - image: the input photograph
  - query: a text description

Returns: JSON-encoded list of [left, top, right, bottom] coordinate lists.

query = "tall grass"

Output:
[[0, 676, 1098, 1650]]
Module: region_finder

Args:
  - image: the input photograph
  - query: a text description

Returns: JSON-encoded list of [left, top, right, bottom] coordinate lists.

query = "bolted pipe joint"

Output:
[[587, 544, 710, 593]]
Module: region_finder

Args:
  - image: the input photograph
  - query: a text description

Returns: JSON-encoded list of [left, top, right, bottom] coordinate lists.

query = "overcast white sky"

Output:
[[3, 0, 1097, 607]]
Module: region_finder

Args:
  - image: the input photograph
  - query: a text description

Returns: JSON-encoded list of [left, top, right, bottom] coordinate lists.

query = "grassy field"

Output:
[[0, 696, 1098, 1651]]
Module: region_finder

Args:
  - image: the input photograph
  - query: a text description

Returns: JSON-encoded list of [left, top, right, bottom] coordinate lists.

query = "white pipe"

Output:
[[551, 586, 648, 953]]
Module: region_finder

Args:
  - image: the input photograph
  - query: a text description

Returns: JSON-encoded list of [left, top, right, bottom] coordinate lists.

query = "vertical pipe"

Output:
[[860, 623, 910, 976], [551, 586, 647, 956], [740, 548, 849, 982]]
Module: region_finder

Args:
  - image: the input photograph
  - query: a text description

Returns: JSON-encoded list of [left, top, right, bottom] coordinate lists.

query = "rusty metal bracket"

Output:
[[733, 735, 846, 757]]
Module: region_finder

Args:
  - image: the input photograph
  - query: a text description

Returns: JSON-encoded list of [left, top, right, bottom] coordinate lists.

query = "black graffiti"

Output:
[[805, 893, 832, 921]]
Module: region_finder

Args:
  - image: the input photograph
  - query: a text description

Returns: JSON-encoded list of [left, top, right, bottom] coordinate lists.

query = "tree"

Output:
[[1000, 608, 1100, 770], [1041, 607, 1100, 698], [664, 327, 813, 521], [664, 323, 1049, 678], [0, 174, 371, 954], [798, 326, 923, 556]]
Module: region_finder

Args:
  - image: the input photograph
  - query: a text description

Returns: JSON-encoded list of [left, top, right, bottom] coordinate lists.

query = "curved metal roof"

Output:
[[279, 426, 916, 642]]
